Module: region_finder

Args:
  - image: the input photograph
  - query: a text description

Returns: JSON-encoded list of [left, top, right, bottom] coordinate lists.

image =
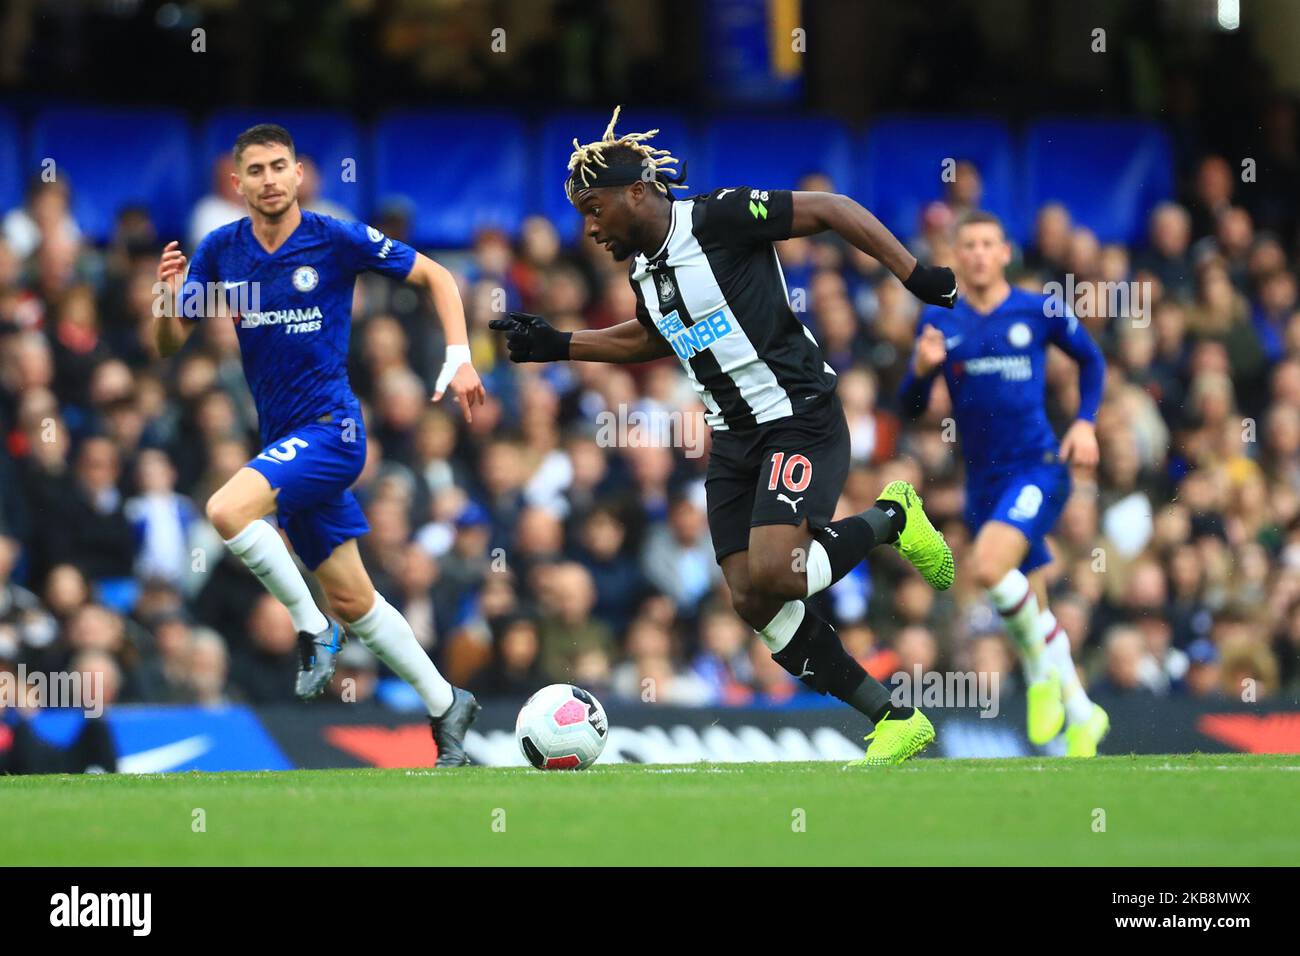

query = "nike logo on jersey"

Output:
[[796, 658, 815, 679], [944, 335, 963, 349], [776, 493, 804, 513], [221, 280, 248, 290], [715, 188, 736, 199]]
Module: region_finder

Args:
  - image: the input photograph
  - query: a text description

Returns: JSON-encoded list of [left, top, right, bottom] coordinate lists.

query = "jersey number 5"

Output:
[[257, 436, 309, 464], [767, 452, 811, 493]]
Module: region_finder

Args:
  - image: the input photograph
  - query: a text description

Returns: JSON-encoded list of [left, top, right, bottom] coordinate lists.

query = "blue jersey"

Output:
[[899, 286, 1103, 480], [183, 210, 417, 443]]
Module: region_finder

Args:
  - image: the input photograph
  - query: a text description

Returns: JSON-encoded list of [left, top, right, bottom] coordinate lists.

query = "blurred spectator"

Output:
[[3, 178, 81, 260], [641, 488, 719, 616], [229, 595, 300, 704], [124, 448, 201, 587], [471, 614, 545, 699], [40, 437, 138, 609], [1184, 638, 1222, 698], [535, 562, 615, 683], [188, 627, 233, 706], [0, 534, 58, 665], [189, 156, 245, 249], [299, 156, 353, 221], [1135, 202, 1194, 301], [691, 604, 756, 704], [611, 617, 711, 705], [327, 641, 378, 705], [571, 505, 646, 635]]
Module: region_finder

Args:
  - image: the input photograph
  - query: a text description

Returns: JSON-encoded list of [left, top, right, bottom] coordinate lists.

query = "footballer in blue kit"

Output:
[[155, 124, 486, 766], [900, 211, 1111, 756], [186, 210, 398, 571]]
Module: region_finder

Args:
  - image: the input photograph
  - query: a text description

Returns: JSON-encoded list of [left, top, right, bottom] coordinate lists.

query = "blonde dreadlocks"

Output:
[[564, 106, 687, 203]]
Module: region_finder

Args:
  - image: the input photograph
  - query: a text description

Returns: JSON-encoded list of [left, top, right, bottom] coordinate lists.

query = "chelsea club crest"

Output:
[[292, 266, 319, 292]]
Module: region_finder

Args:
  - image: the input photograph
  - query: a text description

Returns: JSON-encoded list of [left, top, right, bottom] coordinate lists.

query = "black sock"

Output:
[[810, 502, 906, 588], [770, 604, 909, 723], [871, 498, 908, 541]]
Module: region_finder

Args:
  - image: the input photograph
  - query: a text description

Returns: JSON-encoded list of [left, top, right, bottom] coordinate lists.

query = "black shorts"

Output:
[[705, 393, 851, 564]]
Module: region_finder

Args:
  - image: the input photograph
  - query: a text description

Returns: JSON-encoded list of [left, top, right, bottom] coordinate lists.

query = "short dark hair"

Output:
[[233, 124, 295, 166], [955, 209, 1006, 236]]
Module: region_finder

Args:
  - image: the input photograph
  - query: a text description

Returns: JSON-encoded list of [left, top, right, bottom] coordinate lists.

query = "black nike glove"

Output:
[[488, 311, 572, 363], [903, 263, 959, 308]]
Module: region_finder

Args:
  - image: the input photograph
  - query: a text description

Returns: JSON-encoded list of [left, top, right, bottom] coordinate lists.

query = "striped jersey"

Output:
[[629, 187, 837, 432]]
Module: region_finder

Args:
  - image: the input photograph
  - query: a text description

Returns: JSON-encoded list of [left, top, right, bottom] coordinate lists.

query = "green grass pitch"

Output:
[[2, 754, 1297, 865]]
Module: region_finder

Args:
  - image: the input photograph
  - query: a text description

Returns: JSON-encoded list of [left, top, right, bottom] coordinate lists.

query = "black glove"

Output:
[[903, 263, 959, 308], [488, 311, 572, 363]]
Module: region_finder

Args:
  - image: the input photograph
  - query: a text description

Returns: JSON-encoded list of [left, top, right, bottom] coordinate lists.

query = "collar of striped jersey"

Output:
[[644, 200, 679, 263]]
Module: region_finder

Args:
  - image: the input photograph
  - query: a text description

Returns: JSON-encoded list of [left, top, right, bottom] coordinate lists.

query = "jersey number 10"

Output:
[[767, 452, 812, 493]]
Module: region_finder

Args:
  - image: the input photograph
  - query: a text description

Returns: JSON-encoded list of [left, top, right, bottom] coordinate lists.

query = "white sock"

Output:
[[1039, 610, 1094, 725], [805, 541, 833, 597], [756, 600, 806, 653], [224, 520, 329, 635], [348, 593, 454, 716], [988, 569, 1048, 683]]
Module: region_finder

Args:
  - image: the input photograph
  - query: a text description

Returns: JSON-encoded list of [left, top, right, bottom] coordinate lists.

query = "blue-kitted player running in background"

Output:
[[154, 124, 486, 766], [900, 211, 1111, 756]]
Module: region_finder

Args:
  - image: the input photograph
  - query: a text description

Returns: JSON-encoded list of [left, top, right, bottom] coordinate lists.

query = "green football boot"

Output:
[[1026, 673, 1066, 745], [1065, 703, 1110, 758], [849, 709, 936, 767], [876, 480, 955, 590]]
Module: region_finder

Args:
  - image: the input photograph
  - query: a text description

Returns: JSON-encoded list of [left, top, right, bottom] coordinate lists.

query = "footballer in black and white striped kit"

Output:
[[492, 108, 960, 765], [628, 186, 838, 433]]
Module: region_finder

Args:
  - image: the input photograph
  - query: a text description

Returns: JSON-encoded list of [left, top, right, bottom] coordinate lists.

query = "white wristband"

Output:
[[434, 344, 473, 397]]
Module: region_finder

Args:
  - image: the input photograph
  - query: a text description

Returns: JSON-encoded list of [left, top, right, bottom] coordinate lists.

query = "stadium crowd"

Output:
[[2, 118, 1300, 717]]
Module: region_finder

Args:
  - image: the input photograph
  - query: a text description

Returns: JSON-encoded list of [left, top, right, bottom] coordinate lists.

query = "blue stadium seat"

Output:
[[860, 116, 1017, 242], [373, 110, 529, 247], [695, 114, 854, 195], [201, 109, 366, 218], [536, 110, 696, 240], [1022, 119, 1174, 244], [0, 108, 22, 218], [28, 107, 195, 243]]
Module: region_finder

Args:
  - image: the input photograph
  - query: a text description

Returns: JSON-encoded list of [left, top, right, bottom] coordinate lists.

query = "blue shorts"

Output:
[[246, 416, 369, 571], [964, 462, 1070, 574]]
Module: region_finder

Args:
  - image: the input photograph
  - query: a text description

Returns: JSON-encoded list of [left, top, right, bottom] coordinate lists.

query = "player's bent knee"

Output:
[[730, 586, 785, 631], [206, 494, 245, 539], [326, 587, 375, 625], [747, 554, 803, 602], [970, 553, 1012, 590]]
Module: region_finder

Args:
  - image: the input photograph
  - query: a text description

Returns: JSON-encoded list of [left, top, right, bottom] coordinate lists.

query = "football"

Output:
[[516, 684, 609, 770]]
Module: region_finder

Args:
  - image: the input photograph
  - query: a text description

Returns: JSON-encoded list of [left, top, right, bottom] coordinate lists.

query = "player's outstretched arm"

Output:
[[406, 253, 486, 422], [789, 192, 957, 308], [898, 323, 947, 419], [1050, 310, 1105, 468], [490, 313, 673, 364], [153, 240, 197, 358]]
